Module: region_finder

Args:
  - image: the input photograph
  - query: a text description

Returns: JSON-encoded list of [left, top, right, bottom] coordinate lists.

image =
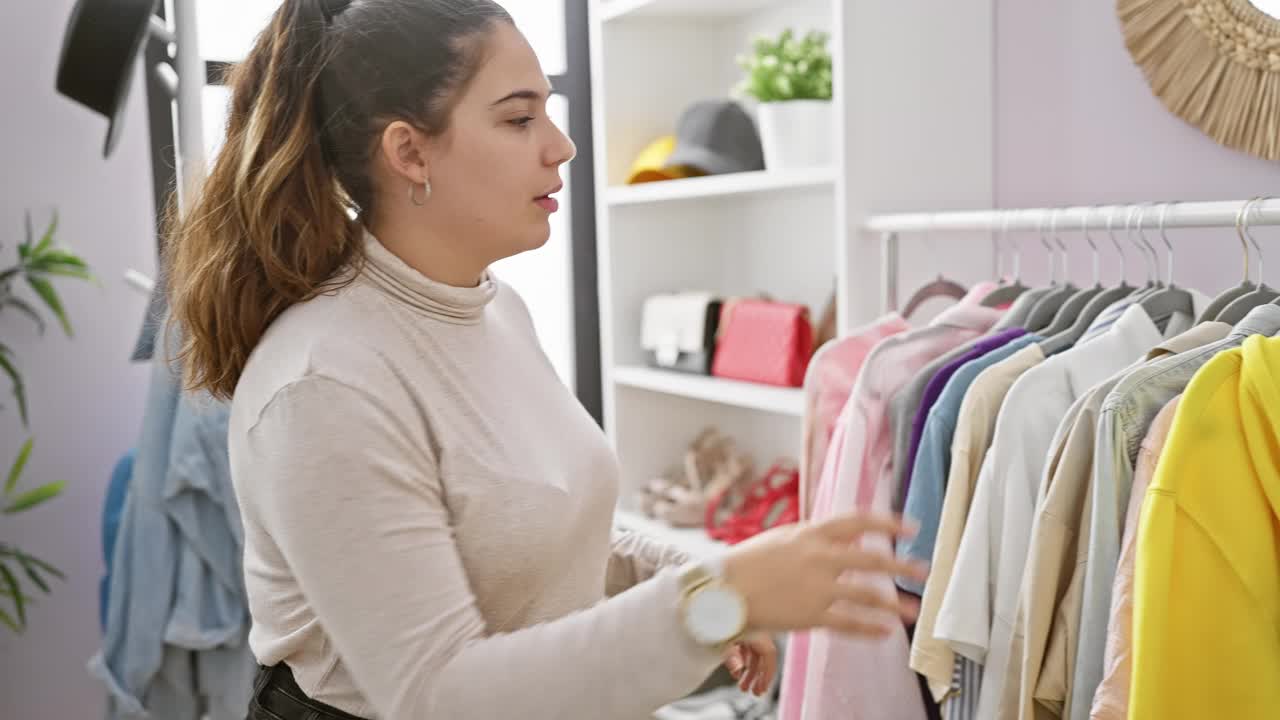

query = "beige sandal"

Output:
[[640, 427, 725, 517], [652, 432, 754, 528]]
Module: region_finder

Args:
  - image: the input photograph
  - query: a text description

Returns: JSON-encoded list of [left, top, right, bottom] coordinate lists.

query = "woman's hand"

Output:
[[722, 511, 927, 637], [722, 631, 777, 696]]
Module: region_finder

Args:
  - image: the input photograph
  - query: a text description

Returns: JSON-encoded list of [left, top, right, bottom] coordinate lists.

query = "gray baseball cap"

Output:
[[665, 100, 765, 175]]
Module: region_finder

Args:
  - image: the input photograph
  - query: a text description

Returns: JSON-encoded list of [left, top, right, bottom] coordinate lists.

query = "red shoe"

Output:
[[707, 460, 799, 544]]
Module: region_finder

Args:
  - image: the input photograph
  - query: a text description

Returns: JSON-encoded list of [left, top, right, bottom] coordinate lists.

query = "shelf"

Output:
[[614, 508, 727, 558], [613, 366, 805, 416], [599, 0, 793, 22], [605, 168, 835, 207]]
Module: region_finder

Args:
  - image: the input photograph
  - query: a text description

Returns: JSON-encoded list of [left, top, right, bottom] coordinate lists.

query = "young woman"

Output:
[[165, 1, 927, 718]]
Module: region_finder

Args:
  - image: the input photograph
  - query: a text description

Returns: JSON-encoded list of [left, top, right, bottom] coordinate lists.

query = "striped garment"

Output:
[[942, 657, 981, 720], [1077, 300, 1134, 343]]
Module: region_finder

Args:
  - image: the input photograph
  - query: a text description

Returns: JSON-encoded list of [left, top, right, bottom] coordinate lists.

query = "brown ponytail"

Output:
[[165, 0, 512, 400]]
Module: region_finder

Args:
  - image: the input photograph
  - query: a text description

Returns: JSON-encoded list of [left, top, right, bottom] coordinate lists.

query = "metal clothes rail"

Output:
[[867, 198, 1280, 313]]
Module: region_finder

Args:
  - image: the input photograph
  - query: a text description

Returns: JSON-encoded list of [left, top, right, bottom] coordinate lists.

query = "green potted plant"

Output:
[[0, 211, 93, 633], [734, 28, 834, 170]]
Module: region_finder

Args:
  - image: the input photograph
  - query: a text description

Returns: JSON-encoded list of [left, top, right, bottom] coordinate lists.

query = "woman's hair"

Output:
[[165, 0, 512, 400]]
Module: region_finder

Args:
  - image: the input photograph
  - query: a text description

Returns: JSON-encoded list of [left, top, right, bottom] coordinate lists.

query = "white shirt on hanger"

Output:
[[934, 296, 1207, 719]]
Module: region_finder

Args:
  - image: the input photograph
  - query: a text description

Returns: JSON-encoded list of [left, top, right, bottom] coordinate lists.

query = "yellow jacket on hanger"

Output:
[[1129, 334, 1280, 719]]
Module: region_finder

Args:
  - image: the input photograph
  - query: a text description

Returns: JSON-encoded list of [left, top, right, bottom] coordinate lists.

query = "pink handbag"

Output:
[[710, 298, 814, 387]]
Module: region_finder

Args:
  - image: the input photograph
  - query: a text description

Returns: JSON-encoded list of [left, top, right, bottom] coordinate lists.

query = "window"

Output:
[[196, 0, 281, 62], [498, 0, 566, 75]]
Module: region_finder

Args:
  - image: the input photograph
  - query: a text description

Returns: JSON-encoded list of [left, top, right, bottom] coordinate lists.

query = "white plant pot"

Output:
[[756, 99, 833, 171]]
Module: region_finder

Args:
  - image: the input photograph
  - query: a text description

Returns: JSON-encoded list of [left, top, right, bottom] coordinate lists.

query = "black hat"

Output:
[[56, 0, 161, 158], [665, 100, 765, 176]]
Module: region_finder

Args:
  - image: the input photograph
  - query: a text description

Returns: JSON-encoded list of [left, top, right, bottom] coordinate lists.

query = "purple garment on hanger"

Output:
[[900, 327, 1028, 499]]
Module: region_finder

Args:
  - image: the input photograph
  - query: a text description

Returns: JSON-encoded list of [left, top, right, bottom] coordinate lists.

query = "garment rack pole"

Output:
[[870, 198, 1280, 313]]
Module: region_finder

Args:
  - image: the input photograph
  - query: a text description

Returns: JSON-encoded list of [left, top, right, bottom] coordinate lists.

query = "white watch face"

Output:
[[686, 586, 746, 645]]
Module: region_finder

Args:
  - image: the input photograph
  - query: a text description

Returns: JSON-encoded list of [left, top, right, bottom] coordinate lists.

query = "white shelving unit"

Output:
[[613, 366, 805, 416], [589, 0, 844, 550], [605, 167, 836, 207], [589, 0, 999, 534], [614, 508, 728, 558]]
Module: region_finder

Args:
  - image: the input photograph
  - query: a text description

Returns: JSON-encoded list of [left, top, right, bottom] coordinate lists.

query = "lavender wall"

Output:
[[996, 1, 1280, 294], [0, 2, 156, 718]]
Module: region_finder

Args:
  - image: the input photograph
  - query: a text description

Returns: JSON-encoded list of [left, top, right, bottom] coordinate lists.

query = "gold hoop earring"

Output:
[[409, 180, 431, 206]]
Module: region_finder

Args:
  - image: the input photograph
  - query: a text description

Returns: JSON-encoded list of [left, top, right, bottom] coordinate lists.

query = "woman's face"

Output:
[[423, 21, 576, 262]]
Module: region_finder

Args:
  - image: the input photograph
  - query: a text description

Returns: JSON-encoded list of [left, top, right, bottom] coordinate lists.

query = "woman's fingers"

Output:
[[739, 649, 757, 692], [726, 645, 744, 676], [816, 512, 917, 544], [831, 580, 902, 615], [755, 646, 777, 695], [821, 545, 929, 581]]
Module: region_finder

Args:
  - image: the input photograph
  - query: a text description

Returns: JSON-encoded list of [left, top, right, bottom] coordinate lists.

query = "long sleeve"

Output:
[[607, 528, 691, 596], [238, 376, 722, 720]]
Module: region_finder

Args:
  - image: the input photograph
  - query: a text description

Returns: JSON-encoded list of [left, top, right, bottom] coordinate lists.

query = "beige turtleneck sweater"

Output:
[[228, 233, 722, 719]]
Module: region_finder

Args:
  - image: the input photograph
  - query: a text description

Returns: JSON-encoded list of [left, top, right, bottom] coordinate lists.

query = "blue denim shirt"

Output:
[[101, 450, 134, 632], [90, 322, 253, 719], [896, 334, 1042, 595]]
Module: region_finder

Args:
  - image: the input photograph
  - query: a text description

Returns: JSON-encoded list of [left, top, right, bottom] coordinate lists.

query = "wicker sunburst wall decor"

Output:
[[1118, 0, 1280, 160]]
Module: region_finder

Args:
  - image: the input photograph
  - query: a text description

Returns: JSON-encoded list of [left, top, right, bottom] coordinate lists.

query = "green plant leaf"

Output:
[[0, 562, 23, 626], [30, 265, 94, 282], [6, 438, 33, 495], [737, 26, 831, 102], [19, 211, 33, 259], [4, 481, 64, 514], [0, 344, 27, 427], [3, 295, 45, 334], [32, 249, 87, 269], [34, 212, 58, 256], [0, 605, 20, 633], [0, 581, 37, 603], [17, 553, 63, 582], [25, 275, 71, 337], [16, 556, 49, 594]]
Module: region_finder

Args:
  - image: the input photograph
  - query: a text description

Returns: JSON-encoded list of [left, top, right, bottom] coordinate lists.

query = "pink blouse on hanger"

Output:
[[799, 314, 913, 518], [789, 285, 1001, 720], [783, 313, 912, 720]]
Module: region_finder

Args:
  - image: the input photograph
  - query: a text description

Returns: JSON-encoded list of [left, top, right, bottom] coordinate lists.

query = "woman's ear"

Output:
[[379, 120, 431, 185]]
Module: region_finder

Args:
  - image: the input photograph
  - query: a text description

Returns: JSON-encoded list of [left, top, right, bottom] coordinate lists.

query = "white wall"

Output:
[[840, 0, 996, 326], [0, 3, 157, 718], [994, 1, 1280, 294]]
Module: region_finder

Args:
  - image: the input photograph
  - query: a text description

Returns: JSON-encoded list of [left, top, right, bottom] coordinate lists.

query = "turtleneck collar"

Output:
[[359, 229, 498, 324]]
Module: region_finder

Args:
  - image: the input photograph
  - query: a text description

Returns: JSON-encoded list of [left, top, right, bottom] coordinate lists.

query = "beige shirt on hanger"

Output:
[[995, 321, 1229, 720]]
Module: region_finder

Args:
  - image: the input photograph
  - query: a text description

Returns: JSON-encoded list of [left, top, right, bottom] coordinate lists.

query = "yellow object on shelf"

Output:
[[626, 135, 703, 184]]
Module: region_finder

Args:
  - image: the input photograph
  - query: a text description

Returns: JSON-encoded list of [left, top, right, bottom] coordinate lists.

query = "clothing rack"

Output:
[[867, 198, 1280, 314]]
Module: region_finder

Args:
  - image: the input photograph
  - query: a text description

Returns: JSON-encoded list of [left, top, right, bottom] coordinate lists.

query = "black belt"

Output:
[[250, 664, 369, 720]]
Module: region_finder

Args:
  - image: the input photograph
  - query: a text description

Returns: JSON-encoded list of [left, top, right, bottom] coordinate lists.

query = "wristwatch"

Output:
[[676, 554, 748, 648]]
